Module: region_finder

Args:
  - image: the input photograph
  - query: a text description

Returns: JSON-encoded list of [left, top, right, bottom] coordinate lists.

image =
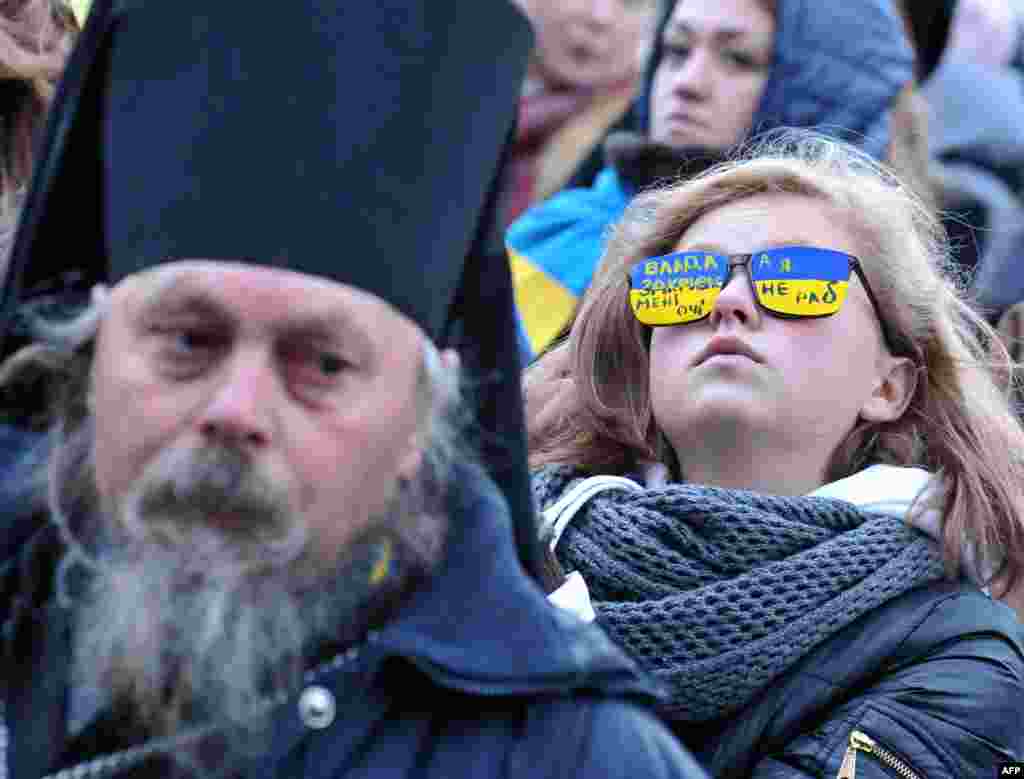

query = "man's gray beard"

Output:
[[55, 430, 448, 754]]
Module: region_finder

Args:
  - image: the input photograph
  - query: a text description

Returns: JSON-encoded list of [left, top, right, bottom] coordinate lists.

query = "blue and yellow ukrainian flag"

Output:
[[506, 168, 632, 362]]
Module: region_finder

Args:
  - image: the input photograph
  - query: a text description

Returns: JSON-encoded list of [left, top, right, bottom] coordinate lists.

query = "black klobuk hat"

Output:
[[0, 0, 544, 579]]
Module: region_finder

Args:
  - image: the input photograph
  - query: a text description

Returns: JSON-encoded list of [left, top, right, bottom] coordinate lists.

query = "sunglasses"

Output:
[[628, 246, 896, 349]]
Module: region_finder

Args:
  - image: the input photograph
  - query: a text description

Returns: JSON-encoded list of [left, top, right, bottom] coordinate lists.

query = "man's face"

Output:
[[89, 261, 427, 565]]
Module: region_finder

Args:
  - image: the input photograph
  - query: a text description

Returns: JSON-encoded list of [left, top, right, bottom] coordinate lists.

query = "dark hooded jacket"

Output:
[[0, 459, 707, 779], [683, 580, 1024, 777], [506, 0, 914, 361]]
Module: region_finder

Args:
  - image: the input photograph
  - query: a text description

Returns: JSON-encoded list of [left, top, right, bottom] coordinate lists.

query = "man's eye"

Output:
[[147, 326, 223, 377], [177, 330, 216, 351], [316, 352, 348, 377], [150, 326, 220, 355], [282, 345, 354, 388]]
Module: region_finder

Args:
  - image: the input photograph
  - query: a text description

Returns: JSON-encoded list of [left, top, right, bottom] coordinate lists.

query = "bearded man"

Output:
[[0, 1, 707, 778]]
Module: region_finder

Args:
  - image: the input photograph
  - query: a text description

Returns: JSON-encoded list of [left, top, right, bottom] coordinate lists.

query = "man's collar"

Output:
[[365, 460, 659, 700]]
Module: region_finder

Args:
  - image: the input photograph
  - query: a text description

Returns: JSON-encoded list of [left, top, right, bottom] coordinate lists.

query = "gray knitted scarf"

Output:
[[533, 465, 947, 724]]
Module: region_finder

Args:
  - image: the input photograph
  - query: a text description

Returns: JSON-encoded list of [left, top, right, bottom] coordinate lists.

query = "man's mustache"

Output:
[[130, 445, 295, 546]]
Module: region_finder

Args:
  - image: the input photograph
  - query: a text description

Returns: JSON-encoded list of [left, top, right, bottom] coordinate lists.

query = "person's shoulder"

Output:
[[581, 699, 708, 778], [810, 579, 1023, 672], [887, 580, 1024, 659], [362, 682, 710, 779], [515, 695, 709, 779]]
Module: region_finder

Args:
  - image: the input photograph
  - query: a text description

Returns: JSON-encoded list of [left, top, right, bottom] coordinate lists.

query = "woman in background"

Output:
[[0, 0, 78, 266], [501, 0, 657, 227], [1, 0, 77, 194], [506, 0, 920, 363]]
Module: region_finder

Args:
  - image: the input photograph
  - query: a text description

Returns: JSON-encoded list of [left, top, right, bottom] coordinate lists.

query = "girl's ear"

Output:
[[859, 356, 918, 423]]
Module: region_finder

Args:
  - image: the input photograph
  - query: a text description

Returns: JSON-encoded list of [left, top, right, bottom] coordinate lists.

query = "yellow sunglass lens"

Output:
[[629, 286, 720, 325], [628, 252, 726, 325], [753, 277, 850, 316]]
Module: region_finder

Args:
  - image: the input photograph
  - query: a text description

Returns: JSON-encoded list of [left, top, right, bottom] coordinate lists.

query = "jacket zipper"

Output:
[[837, 729, 925, 779]]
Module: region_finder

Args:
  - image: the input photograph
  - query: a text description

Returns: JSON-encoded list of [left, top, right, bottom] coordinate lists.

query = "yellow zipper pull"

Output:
[[850, 731, 877, 751], [837, 730, 876, 779]]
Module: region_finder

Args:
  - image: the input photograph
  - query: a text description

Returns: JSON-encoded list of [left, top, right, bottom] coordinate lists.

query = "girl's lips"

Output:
[[693, 336, 764, 366]]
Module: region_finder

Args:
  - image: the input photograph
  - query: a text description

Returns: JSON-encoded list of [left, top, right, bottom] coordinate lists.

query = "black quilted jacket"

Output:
[[681, 580, 1024, 778]]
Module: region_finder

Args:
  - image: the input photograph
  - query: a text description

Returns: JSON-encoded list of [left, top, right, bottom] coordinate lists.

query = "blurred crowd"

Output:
[[0, 0, 82, 263], [505, 0, 1024, 371], [7, 0, 1024, 354]]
